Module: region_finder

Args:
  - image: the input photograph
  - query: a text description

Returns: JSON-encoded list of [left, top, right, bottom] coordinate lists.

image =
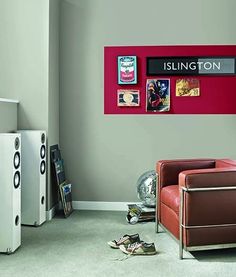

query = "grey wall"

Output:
[[48, 0, 61, 209], [1, 0, 235, 206], [0, 0, 60, 210], [60, 0, 236, 203], [0, 0, 49, 130], [60, 0, 236, 202]]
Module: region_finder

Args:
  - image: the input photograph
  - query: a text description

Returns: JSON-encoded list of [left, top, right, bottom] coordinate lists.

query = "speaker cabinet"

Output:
[[0, 133, 21, 254], [17, 130, 46, 226]]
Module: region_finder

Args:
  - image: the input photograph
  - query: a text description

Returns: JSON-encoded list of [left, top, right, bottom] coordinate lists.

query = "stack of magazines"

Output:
[[126, 204, 155, 224], [50, 145, 73, 218]]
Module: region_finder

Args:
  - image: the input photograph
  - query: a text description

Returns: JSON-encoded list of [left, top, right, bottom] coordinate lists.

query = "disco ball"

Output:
[[137, 170, 157, 207]]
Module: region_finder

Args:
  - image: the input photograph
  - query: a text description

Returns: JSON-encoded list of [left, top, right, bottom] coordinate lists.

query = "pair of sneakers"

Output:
[[107, 233, 157, 255]]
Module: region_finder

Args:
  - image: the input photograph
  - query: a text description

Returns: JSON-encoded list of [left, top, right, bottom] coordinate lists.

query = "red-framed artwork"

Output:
[[104, 45, 236, 114]]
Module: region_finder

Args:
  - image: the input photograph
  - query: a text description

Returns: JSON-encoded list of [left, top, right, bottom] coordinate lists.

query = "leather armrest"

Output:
[[179, 168, 236, 189], [179, 168, 236, 229], [157, 159, 215, 188]]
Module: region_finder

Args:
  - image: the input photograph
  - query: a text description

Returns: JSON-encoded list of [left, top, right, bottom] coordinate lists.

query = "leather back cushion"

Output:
[[158, 159, 215, 188], [216, 159, 236, 168]]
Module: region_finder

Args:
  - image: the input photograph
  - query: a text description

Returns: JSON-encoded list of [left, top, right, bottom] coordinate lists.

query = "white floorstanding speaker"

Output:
[[0, 133, 21, 254], [17, 130, 46, 226]]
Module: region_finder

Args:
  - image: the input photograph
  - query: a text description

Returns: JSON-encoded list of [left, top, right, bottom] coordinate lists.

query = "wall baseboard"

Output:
[[46, 203, 58, 221], [46, 201, 141, 217], [72, 201, 141, 211]]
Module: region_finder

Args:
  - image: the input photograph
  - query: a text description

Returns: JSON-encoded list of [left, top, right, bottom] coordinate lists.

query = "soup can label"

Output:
[[118, 56, 137, 84]]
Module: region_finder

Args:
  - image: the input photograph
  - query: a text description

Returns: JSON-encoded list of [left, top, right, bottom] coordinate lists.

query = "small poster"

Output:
[[146, 79, 170, 112], [118, 56, 137, 84], [117, 90, 140, 106], [176, 79, 200, 96]]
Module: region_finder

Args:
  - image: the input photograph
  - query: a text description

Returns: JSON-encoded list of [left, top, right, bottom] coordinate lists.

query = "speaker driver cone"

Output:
[[40, 145, 46, 159], [15, 215, 20, 226], [41, 196, 45, 205], [40, 161, 46, 174], [41, 133, 45, 144], [14, 152, 20, 169], [15, 137, 20, 150], [14, 171, 20, 189]]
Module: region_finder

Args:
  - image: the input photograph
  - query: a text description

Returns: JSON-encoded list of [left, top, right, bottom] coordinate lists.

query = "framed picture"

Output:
[[118, 56, 137, 84], [146, 79, 170, 112], [117, 89, 140, 106], [176, 79, 200, 96]]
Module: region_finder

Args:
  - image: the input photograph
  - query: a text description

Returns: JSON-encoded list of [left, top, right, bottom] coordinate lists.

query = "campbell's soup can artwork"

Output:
[[118, 56, 137, 84]]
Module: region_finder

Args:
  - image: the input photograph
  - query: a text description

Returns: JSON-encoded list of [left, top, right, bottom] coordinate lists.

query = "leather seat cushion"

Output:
[[161, 185, 180, 215]]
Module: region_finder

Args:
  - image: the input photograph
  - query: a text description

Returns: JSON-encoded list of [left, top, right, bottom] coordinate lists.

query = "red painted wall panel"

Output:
[[104, 45, 236, 114]]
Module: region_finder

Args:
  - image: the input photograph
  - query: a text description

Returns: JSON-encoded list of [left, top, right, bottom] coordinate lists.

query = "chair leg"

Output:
[[155, 205, 159, 233], [179, 240, 183, 259], [179, 188, 184, 259], [156, 219, 159, 233]]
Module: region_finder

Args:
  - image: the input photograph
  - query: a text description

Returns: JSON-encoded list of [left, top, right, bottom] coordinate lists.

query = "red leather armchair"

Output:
[[156, 159, 236, 259]]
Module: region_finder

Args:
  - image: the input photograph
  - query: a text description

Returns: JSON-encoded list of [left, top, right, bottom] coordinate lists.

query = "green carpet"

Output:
[[0, 211, 236, 277]]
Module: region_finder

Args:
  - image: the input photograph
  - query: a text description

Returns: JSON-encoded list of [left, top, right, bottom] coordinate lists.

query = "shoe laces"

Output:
[[127, 242, 142, 254], [115, 235, 128, 244], [114, 242, 142, 261], [111, 241, 141, 262]]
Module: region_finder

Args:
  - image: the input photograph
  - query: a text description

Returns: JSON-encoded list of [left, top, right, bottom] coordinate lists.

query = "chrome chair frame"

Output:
[[156, 185, 236, 259]]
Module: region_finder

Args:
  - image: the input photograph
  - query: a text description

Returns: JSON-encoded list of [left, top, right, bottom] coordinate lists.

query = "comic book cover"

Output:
[[59, 183, 73, 217], [146, 79, 170, 112], [176, 79, 200, 96], [117, 89, 140, 106]]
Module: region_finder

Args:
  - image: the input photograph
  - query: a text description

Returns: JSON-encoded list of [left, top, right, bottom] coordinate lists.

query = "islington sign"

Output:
[[146, 57, 236, 76]]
